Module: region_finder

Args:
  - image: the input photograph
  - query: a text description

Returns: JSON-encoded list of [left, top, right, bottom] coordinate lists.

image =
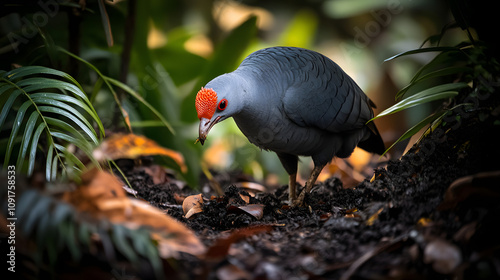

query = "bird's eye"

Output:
[[218, 99, 228, 111]]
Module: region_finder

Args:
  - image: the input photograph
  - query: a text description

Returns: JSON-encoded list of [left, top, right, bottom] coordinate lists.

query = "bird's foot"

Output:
[[290, 189, 307, 207]]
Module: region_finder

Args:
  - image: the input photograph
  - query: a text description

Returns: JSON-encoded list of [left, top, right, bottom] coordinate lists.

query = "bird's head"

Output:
[[195, 87, 234, 145]]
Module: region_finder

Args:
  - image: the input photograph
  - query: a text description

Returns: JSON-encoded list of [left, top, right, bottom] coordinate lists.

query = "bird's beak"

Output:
[[198, 116, 221, 145]]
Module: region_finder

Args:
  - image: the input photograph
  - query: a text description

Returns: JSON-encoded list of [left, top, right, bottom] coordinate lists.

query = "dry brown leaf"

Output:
[[205, 225, 273, 260], [417, 217, 432, 227], [238, 204, 264, 220], [62, 168, 205, 257], [239, 193, 250, 203], [93, 133, 187, 173], [121, 107, 132, 132], [235, 181, 267, 193], [439, 170, 500, 210], [174, 193, 187, 204], [141, 165, 167, 184], [182, 194, 204, 219], [227, 204, 265, 220], [365, 207, 384, 226]]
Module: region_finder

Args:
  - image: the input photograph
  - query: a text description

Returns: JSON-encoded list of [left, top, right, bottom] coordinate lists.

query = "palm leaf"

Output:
[[380, 110, 448, 157], [371, 82, 469, 121], [57, 47, 175, 134], [377, 35, 479, 155], [16, 111, 39, 170], [106, 77, 174, 133], [396, 66, 473, 100], [0, 66, 103, 180], [5, 100, 33, 167], [384, 46, 462, 62]]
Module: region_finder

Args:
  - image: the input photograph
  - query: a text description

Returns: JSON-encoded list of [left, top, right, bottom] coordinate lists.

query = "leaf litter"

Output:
[[113, 91, 500, 279]]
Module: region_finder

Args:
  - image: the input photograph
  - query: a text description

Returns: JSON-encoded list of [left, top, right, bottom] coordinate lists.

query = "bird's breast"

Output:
[[232, 111, 329, 157]]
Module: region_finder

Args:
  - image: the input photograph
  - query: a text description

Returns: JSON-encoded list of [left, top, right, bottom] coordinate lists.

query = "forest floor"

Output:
[[121, 90, 500, 279]]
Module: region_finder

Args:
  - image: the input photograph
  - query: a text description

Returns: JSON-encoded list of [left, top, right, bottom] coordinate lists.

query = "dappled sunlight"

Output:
[[213, 0, 274, 31]]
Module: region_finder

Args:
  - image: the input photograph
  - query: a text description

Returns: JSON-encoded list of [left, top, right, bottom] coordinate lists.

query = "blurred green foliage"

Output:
[[0, 0, 481, 187]]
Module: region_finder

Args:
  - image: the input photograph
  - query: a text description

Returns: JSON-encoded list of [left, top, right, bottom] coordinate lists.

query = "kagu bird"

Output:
[[195, 47, 384, 206]]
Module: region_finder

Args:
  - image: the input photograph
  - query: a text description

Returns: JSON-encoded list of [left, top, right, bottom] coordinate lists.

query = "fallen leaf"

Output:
[[235, 181, 267, 193], [345, 208, 358, 214], [174, 193, 187, 204], [320, 213, 332, 222], [439, 170, 500, 210], [239, 193, 250, 203], [62, 168, 205, 257], [141, 165, 168, 184], [93, 133, 187, 173], [205, 225, 273, 260], [182, 194, 204, 219], [366, 207, 384, 226], [417, 217, 432, 227], [227, 204, 265, 220]]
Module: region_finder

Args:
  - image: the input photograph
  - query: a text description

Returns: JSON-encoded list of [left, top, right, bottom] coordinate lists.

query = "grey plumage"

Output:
[[196, 47, 384, 205]]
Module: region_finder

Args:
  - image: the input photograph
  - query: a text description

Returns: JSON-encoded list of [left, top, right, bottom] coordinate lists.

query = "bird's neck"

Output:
[[235, 64, 288, 98]]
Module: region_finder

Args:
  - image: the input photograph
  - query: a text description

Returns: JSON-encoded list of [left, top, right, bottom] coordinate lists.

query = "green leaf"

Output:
[[381, 110, 448, 156], [38, 106, 98, 145], [0, 83, 12, 94], [111, 224, 138, 263], [97, 0, 113, 47], [17, 190, 40, 221], [50, 131, 93, 154], [36, 209, 52, 250], [23, 195, 53, 236], [90, 77, 104, 104], [54, 143, 86, 171], [2, 65, 104, 180], [396, 66, 473, 100], [34, 98, 99, 143], [28, 123, 47, 176], [0, 90, 22, 131], [17, 111, 39, 170], [51, 202, 74, 227], [106, 77, 175, 134], [384, 46, 462, 62], [46, 143, 54, 181], [31, 92, 104, 137], [5, 66, 86, 95], [78, 222, 91, 247], [372, 83, 469, 120], [132, 229, 162, 278], [17, 78, 90, 104], [4, 100, 32, 167], [61, 219, 81, 261], [57, 47, 130, 133]]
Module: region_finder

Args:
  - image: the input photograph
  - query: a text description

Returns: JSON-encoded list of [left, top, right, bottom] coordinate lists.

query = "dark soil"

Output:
[[123, 90, 500, 279]]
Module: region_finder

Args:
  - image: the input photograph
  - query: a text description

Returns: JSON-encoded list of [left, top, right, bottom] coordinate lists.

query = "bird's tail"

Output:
[[357, 122, 385, 155]]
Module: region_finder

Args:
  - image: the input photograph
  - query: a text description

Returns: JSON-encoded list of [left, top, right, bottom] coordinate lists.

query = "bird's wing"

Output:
[[279, 48, 374, 133]]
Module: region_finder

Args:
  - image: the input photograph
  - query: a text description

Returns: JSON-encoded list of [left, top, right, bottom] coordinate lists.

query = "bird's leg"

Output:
[[288, 173, 297, 202], [292, 164, 325, 207], [276, 153, 298, 204]]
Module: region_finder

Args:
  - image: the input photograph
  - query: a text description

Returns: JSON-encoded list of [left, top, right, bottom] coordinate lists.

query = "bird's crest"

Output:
[[195, 87, 217, 120]]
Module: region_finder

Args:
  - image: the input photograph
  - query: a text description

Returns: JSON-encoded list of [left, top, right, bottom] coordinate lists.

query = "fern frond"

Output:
[[0, 66, 104, 180]]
